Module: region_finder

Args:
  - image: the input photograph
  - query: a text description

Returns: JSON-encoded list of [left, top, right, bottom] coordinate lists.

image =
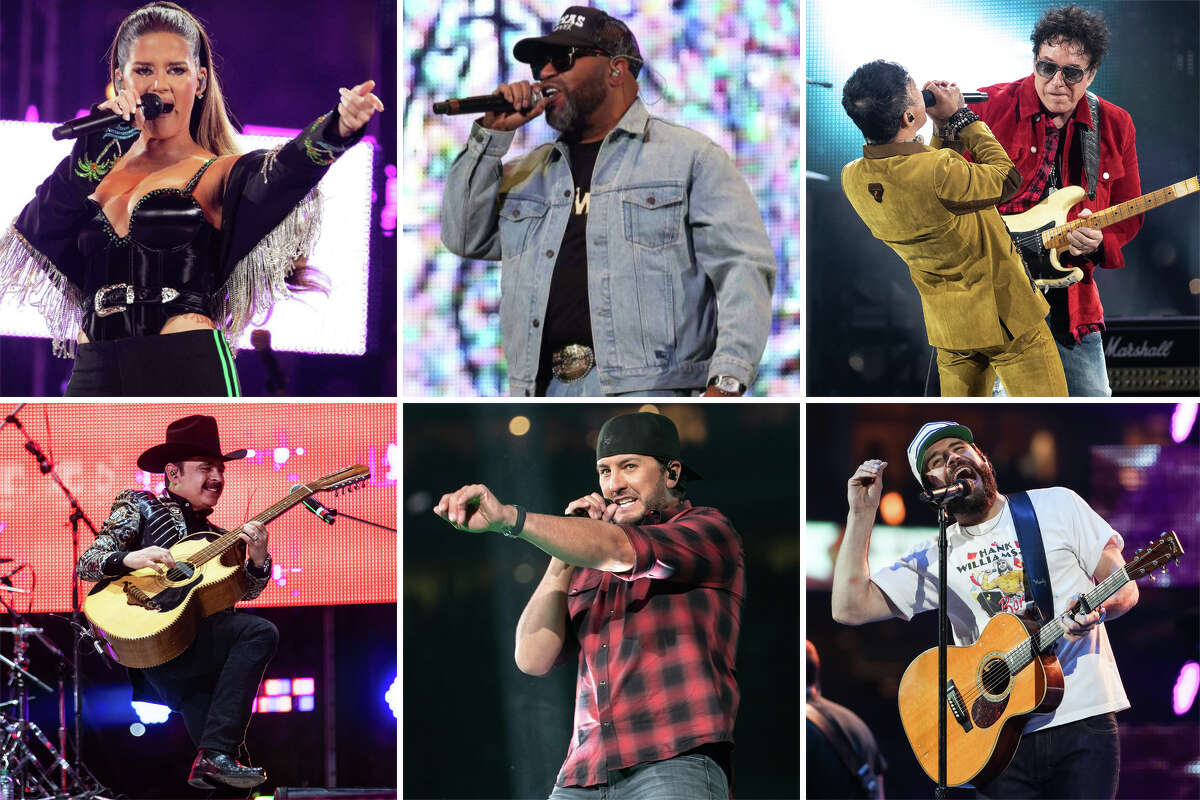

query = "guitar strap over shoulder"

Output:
[[1078, 91, 1101, 201], [1008, 491, 1055, 624], [806, 699, 879, 798]]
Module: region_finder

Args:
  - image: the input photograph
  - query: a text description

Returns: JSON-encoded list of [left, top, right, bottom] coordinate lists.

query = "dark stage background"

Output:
[[403, 403, 801, 799], [806, 0, 1200, 395], [806, 403, 1200, 798], [0, 0, 397, 396], [16, 604, 397, 798]]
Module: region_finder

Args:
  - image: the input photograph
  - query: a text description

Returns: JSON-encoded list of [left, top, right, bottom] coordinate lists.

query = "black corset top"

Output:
[[77, 157, 222, 341]]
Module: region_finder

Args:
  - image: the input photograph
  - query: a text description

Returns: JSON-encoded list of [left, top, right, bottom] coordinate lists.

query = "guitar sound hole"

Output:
[[980, 657, 1011, 697], [166, 562, 195, 582]]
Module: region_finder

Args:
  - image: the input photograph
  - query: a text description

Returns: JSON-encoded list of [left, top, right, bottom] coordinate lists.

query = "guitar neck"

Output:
[[186, 486, 316, 566], [1047, 177, 1199, 247], [1006, 567, 1130, 672]]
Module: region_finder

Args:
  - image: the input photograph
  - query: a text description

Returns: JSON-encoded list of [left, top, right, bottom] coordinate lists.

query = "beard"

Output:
[[614, 482, 674, 524], [546, 68, 607, 138], [944, 461, 1000, 519]]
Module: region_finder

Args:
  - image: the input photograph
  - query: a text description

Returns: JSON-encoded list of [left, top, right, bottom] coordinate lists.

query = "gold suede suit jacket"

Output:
[[841, 120, 1049, 351]]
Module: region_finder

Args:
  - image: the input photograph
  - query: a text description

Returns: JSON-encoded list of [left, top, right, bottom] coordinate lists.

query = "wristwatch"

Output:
[[707, 375, 745, 395]]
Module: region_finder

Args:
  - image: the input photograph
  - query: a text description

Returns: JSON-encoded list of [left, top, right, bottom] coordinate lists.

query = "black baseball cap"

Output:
[[595, 412, 702, 480], [514, 6, 642, 74]]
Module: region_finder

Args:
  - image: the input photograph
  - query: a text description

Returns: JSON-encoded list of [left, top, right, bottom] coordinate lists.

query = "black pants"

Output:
[[64, 329, 242, 396], [141, 610, 278, 755], [975, 712, 1120, 799]]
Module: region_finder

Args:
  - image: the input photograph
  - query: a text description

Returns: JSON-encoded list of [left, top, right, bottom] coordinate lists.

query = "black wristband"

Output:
[[501, 505, 526, 538]]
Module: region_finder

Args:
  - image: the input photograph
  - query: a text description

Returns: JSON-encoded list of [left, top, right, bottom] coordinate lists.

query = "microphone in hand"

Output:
[[921, 89, 988, 107], [51, 93, 174, 141], [433, 86, 556, 116]]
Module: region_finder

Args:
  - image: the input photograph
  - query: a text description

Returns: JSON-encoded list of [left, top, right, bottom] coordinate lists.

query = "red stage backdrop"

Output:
[[0, 403, 396, 612]]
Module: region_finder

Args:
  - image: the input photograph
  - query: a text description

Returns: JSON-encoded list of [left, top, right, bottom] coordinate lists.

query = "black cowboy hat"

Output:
[[137, 415, 247, 473]]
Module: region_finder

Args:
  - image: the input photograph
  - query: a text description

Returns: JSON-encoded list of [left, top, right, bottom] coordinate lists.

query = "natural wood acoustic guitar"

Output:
[[896, 530, 1183, 787], [1003, 177, 1198, 289], [84, 465, 369, 668]]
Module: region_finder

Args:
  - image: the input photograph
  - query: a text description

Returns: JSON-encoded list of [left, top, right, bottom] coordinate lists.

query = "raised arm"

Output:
[[831, 459, 899, 625], [433, 483, 635, 572]]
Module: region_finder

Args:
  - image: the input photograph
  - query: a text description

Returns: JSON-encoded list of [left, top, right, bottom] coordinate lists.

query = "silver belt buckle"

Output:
[[551, 344, 596, 383], [94, 283, 134, 317]]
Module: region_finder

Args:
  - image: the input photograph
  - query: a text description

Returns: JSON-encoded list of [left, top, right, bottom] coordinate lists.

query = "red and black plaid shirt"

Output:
[[997, 124, 1061, 215], [556, 501, 744, 788]]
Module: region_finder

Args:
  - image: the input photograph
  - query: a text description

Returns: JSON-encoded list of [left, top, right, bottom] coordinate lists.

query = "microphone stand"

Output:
[[2, 406, 99, 779], [318, 508, 397, 533], [936, 502, 950, 799]]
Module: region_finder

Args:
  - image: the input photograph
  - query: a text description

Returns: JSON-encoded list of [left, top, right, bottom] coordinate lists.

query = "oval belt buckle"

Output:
[[94, 283, 134, 317], [552, 344, 595, 383]]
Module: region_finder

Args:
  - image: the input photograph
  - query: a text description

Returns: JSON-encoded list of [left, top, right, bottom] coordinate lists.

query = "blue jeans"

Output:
[[993, 330, 1110, 397], [975, 712, 1119, 799], [547, 753, 729, 800], [545, 369, 699, 397]]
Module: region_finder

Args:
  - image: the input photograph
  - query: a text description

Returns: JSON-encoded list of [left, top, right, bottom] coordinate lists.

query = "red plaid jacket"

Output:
[[969, 75, 1142, 339], [555, 501, 744, 788]]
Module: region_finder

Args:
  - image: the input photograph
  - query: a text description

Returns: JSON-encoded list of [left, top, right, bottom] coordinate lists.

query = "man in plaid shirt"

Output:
[[435, 411, 743, 798]]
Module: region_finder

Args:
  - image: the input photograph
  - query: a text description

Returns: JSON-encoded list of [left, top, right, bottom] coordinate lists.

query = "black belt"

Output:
[[93, 283, 208, 317]]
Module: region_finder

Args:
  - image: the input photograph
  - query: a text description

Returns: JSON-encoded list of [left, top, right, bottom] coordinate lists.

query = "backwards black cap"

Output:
[[595, 412, 702, 480]]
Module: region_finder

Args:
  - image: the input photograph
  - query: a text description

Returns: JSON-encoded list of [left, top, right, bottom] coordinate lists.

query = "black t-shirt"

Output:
[[1044, 122, 1088, 345], [536, 139, 603, 393]]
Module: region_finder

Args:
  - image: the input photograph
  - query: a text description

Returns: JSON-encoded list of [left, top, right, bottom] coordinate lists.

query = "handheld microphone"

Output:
[[433, 87, 554, 116], [569, 497, 613, 517], [921, 479, 972, 505], [922, 90, 988, 107], [301, 496, 337, 525], [51, 93, 174, 140]]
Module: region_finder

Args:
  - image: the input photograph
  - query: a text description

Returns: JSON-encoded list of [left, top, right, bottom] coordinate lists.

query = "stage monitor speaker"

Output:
[[1102, 316, 1199, 396]]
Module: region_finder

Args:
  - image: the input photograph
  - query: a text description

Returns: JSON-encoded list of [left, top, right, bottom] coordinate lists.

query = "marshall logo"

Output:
[[556, 13, 587, 30], [1104, 335, 1174, 360]]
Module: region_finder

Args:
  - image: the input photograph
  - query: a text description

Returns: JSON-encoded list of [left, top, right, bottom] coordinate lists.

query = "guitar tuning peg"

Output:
[[1150, 574, 1156, 581]]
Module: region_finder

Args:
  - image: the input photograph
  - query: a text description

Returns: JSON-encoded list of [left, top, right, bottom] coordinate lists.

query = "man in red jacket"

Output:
[[971, 4, 1142, 396]]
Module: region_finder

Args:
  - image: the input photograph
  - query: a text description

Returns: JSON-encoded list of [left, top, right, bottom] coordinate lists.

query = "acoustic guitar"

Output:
[[1003, 177, 1199, 289], [896, 530, 1183, 787], [84, 465, 369, 668]]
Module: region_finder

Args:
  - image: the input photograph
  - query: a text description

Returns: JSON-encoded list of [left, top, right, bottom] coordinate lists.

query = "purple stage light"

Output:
[[1171, 403, 1198, 444], [23, 106, 38, 122], [1174, 662, 1199, 715]]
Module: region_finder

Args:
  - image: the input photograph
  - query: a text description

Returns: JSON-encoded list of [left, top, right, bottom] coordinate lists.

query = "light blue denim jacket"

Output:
[[441, 98, 776, 396]]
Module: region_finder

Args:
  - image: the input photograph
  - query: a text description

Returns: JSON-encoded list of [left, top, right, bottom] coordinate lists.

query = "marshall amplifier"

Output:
[[1102, 317, 1199, 395]]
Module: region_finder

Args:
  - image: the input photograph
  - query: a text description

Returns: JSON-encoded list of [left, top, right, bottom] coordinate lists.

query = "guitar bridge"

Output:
[[946, 679, 973, 734], [123, 581, 159, 610]]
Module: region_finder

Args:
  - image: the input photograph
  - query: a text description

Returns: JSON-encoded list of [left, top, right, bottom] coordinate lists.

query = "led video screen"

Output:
[[0, 402, 396, 612], [0, 122, 374, 355], [403, 0, 802, 395]]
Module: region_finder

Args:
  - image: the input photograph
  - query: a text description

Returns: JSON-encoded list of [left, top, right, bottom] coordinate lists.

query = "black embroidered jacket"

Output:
[[77, 488, 270, 599]]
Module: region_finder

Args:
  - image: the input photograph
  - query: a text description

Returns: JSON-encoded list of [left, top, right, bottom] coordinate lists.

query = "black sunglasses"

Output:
[[530, 46, 609, 80], [1034, 59, 1088, 85]]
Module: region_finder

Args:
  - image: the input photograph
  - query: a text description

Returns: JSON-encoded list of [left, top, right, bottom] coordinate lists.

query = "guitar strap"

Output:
[[1008, 491, 1055, 624], [1078, 91, 1101, 201], [805, 699, 879, 798]]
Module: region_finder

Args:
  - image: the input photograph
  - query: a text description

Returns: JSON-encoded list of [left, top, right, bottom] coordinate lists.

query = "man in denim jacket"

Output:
[[441, 6, 776, 397]]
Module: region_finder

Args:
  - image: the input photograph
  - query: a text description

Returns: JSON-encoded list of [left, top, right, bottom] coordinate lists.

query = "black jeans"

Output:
[[65, 329, 242, 396], [975, 712, 1119, 799], [142, 610, 278, 755]]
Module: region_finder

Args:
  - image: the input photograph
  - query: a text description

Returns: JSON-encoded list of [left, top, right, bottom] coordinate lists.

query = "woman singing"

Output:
[[0, 2, 383, 395]]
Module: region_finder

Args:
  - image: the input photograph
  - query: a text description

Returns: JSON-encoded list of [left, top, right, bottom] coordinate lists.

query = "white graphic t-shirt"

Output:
[[872, 487, 1130, 733]]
